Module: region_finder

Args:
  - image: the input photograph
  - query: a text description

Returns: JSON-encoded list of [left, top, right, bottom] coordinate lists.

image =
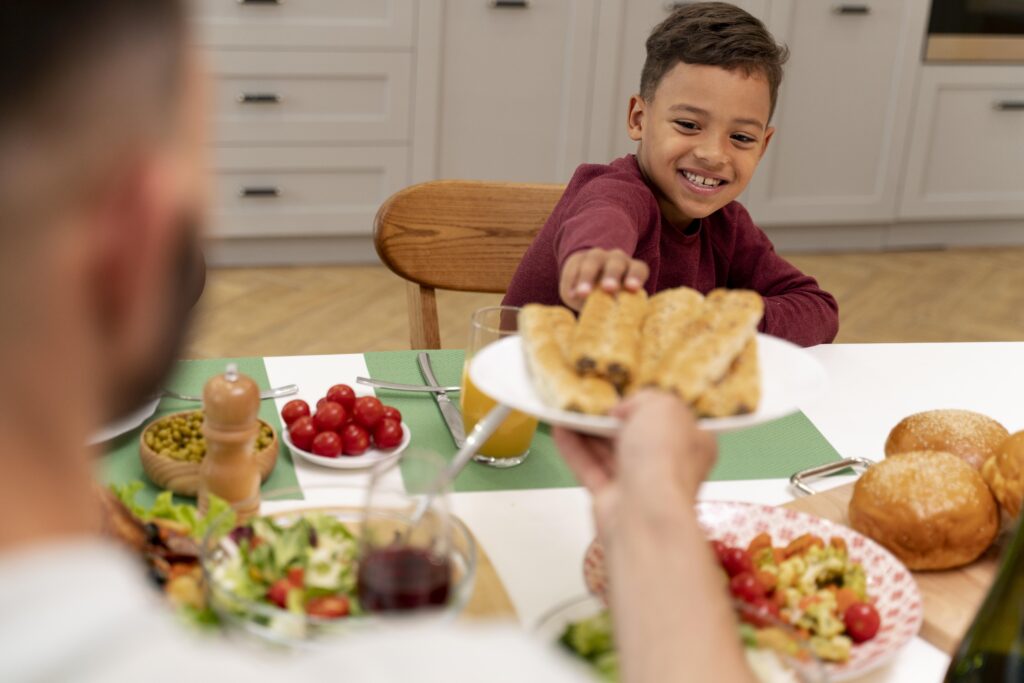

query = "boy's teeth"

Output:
[[683, 170, 722, 187]]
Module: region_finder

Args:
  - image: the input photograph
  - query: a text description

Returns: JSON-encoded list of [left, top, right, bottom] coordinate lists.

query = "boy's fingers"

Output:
[[623, 260, 650, 291], [559, 255, 583, 308], [574, 249, 608, 296], [599, 251, 629, 292]]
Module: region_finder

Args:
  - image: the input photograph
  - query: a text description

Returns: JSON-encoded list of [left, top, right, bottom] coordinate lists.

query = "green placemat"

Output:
[[98, 357, 301, 507], [364, 350, 841, 492]]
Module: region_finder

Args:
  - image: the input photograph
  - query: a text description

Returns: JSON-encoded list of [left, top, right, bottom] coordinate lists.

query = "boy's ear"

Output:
[[627, 95, 646, 142], [759, 126, 776, 160]]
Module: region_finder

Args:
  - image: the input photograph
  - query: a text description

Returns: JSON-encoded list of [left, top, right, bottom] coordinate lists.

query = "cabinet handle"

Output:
[[995, 100, 1024, 111], [238, 92, 281, 104], [489, 0, 529, 7], [240, 186, 281, 198], [238, 0, 281, 5], [833, 4, 870, 14]]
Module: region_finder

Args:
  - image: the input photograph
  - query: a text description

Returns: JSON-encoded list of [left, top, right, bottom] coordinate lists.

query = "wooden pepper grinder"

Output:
[[198, 363, 261, 523]]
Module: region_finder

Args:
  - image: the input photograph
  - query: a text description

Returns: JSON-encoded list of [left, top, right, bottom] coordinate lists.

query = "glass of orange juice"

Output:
[[462, 306, 538, 468]]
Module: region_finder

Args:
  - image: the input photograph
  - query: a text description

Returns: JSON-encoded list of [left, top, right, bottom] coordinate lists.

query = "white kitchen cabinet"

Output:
[[432, 0, 600, 183], [739, 0, 930, 226], [213, 146, 409, 238], [193, 0, 416, 50], [899, 66, 1024, 220], [209, 51, 412, 144]]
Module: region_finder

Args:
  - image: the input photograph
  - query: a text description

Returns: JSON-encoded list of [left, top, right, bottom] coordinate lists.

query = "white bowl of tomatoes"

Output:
[[279, 384, 412, 470]]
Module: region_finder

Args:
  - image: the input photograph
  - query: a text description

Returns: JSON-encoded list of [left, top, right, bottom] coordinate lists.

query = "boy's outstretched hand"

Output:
[[559, 247, 650, 311]]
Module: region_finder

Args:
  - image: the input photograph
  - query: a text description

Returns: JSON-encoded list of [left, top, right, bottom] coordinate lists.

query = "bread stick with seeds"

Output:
[[657, 289, 763, 402], [569, 290, 649, 391], [519, 304, 619, 415], [694, 337, 760, 417], [636, 286, 705, 387]]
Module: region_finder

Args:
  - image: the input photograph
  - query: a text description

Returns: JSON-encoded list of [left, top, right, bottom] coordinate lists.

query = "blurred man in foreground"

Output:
[[0, 2, 752, 681]]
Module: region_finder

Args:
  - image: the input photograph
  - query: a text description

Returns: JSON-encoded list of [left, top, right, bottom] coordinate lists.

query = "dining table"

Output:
[[100, 340, 1024, 682]]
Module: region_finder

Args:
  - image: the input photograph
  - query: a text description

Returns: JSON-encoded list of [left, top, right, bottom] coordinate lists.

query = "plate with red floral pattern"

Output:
[[582, 501, 923, 682]]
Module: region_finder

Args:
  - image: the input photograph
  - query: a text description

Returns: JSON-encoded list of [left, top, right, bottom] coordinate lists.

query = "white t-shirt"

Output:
[[0, 539, 592, 682]]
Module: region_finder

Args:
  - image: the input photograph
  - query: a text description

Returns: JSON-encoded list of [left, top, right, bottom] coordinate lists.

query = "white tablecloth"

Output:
[[263, 341, 1024, 682]]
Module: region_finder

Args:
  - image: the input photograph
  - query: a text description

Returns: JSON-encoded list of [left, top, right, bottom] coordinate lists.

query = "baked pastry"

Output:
[[982, 430, 1024, 521], [657, 289, 763, 402], [569, 290, 648, 391], [694, 337, 760, 417], [519, 304, 619, 415], [885, 409, 1009, 471], [636, 286, 705, 387], [848, 450, 999, 570]]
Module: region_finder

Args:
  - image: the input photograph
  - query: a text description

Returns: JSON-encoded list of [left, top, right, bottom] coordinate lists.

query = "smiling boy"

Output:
[[503, 2, 838, 347]]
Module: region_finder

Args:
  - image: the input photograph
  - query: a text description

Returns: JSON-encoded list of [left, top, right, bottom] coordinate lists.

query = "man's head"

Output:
[[627, 2, 788, 227], [0, 1, 207, 424]]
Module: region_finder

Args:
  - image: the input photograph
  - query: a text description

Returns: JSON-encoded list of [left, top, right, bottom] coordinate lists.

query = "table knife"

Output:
[[417, 352, 466, 448]]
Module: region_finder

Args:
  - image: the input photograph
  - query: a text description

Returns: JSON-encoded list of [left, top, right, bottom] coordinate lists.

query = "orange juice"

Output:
[[461, 368, 537, 458]]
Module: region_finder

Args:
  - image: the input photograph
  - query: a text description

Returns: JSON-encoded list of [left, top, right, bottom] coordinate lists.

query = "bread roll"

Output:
[[694, 337, 760, 417], [569, 290, 648, 391], [849, 450, 998, 570], [885, 409, 1009, 471], [982, 430, 1024, 521], [636, 286, 705, 387]]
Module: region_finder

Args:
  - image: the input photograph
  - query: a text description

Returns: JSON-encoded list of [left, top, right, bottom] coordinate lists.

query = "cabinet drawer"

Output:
[[211, 52, 411, 144], [900, 66, 1024, 220], [211, 146, 409, 238], [192, 0, 414, 49]]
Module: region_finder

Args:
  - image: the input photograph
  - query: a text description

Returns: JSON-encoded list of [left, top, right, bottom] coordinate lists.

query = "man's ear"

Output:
[[627, 95, 646, 142], [759, 126, 776, 160], [89, 155, 177, 332]]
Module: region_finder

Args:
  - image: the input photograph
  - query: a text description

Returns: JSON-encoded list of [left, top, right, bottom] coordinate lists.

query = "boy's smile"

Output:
[[628, 62, 774, 228]]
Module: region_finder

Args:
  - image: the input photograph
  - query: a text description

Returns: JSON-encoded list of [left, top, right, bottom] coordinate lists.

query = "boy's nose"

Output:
[[693, 142, 727, 169]]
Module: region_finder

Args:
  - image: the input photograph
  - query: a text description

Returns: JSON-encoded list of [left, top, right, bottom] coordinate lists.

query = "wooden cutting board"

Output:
[[783, 483, 1001, 655], [462, 537, 517, 620]]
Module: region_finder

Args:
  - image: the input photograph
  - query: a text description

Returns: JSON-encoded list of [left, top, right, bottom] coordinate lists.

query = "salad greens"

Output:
[[560, 610, 619, 681], [111, 481, 236, 540]]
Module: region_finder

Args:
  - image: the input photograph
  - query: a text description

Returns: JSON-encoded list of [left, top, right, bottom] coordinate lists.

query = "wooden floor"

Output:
[[184, 247, 1024, 359]]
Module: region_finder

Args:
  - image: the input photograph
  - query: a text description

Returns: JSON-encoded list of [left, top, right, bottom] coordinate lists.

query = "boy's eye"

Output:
[[732, 134, 757, 144], [674, 120, 699, 131]]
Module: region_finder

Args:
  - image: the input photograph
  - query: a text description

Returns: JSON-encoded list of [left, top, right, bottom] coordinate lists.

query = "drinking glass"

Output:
[[460, 305, 538, 467], [357, 452, 469, 614]]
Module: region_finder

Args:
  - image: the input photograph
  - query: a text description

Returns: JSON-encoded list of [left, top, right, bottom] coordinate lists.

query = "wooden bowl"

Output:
[[139, 410, 278, 497]]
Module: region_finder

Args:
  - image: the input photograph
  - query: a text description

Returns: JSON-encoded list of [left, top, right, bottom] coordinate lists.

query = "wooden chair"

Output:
[[374, 179, 565, 349]]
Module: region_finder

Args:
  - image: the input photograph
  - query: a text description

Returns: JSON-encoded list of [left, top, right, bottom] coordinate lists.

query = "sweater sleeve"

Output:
[[721, 205, 839, 346], [552, 174, 655, 269]]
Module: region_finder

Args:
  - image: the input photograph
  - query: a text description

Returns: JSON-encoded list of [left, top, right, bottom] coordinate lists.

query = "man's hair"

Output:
[[639, 2, 789, 119], [0, 1, 189, 227]]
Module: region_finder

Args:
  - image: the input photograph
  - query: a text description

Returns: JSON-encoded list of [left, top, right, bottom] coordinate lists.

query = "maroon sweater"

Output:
[[502, 155, 839, 347]]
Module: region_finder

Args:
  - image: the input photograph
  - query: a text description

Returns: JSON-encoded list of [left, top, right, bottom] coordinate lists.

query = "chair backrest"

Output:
[[374, 179, 565, 349]]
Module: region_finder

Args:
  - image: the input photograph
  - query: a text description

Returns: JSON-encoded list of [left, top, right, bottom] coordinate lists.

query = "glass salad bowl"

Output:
[[200, 483, 477, 648]]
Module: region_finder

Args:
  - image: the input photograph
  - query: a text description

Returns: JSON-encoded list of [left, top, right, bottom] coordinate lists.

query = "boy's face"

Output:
[[628, 62, 774, 227]]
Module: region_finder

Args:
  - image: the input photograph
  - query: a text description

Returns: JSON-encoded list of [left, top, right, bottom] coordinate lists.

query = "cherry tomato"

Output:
[[287, 567, 304, 587], [306, 595, 350, 619], [312, 431, 343, 458], [341, 423, 371, 456], [844, 602, 881, 643], [373, 418, 404, 449], [289, 416, 317, 452], [280, 399, 310, 427], [352, 396, 385, 430], [316, 397, 329, 411], [729, 571, 766, 603], [312, 401, 347, 433], [326, 384, 357, 413], [381, 405, 402, 422], [720, 547, 754, 578], [710, 540, 729, 565], [266, 579, 292, 609], [738, 597, 781, 628]]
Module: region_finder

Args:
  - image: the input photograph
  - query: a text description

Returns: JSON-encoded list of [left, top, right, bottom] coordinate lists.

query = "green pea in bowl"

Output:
[[139, 410, 278, 497]]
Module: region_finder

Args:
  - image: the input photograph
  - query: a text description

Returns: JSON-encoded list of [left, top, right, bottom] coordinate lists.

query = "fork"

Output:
[[161, 384, 299, 402]]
